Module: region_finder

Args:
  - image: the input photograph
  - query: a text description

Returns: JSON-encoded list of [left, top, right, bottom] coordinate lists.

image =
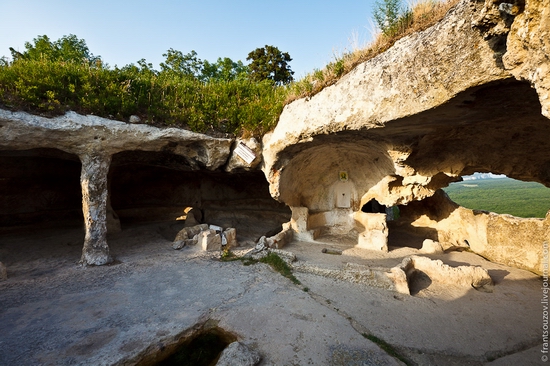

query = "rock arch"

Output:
[[263, 0, 550, 273]]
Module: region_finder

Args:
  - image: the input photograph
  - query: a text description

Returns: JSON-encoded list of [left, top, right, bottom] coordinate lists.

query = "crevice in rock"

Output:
[[130, 319, 237, 366]]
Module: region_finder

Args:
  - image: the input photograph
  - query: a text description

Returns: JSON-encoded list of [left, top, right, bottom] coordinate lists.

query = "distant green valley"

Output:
[[443, 177, 550, 218]]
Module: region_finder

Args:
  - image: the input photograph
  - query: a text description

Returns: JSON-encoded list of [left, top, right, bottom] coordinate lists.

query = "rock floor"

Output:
[[0, 221, 544, 365]]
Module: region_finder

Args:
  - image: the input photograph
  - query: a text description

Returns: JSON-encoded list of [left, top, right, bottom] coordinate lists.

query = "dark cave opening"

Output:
[[109, 151, 291, 241], [361, 199, 387, 214], [0, 148, 83, 229]]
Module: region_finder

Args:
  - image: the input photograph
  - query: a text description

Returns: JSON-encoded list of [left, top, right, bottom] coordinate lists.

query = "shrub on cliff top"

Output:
[[0, 35, 289, 137]]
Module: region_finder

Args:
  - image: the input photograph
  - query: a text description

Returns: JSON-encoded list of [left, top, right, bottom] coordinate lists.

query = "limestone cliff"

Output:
[[0, 110, 270, 265], [0, 0, 548, 274], [262, 0, 550, 273]]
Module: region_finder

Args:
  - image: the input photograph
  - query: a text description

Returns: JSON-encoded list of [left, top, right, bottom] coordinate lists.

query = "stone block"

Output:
[[290, 206, 309, 233], [172, 240, 186, 250], [174, 229, 189, 243], [266, 227, 293, 249], [172, 238, 198, 250], [201, 229, 222, 251], [223, 228, 238, 248], [357, 229, 388, 252], [187, 223, 209, 237], [390, 255, 494, 295], [354, 212, 388, 252], [216, 341, 261, 366], [174, 224, 208, 242]]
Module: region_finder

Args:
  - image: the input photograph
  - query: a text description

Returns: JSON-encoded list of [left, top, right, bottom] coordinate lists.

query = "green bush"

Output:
[[0, 42, 287, 137]]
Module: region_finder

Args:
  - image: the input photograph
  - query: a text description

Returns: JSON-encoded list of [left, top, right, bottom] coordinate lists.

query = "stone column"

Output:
[[79, 152, 113, 265]]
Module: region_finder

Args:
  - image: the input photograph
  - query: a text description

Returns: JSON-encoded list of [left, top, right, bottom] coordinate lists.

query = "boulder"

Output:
[[222, 228, 238, 248], [201, 230, 222, 251], [174, 229, 189, 243], [216, 341, 261, 366], [173, 224, 208, 250], [420, 239, 445, 254], [172, 238, 199, 250], [174, 224, 208, 241]]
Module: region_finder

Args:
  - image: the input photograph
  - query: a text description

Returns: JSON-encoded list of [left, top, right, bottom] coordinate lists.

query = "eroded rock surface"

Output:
[[262, 0, 550, 274], [0, 0, 548, 274], [0, 110, 292, 265], [394, 255, 494, 295], [216, 342, 261, 366], [0, 262, 7, 281]]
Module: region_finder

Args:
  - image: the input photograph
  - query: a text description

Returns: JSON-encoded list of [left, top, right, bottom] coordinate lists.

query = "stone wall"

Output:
[[399, 190, 549, 274]]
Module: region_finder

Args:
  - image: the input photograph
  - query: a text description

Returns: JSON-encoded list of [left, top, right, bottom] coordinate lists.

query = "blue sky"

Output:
[[1, 0, 379, 78]]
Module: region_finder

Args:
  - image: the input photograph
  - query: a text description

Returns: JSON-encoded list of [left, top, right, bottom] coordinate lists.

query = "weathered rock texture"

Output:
[[0, 262, 7, 281], [1, 1, 549, 274], [0, 111, 289, 265], [80, 152, 112, 265], [391, 255, 494, 295], [216, 341, 261, 366], [262, 0, 550, 273], [400, 190, 550, 274]]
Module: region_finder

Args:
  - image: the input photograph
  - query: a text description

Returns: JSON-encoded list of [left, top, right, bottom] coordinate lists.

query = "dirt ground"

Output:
[[0, 220, 545, 365]]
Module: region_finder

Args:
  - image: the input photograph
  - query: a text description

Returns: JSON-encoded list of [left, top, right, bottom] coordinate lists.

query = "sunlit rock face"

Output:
[[0, 0, 549, 272], [262, 0, 550, 273]]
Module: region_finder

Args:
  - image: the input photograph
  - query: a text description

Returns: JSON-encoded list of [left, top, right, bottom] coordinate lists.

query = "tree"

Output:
[[9, 34, 100, 65], [201, 57, 248, 82], [246, 45, 294, 85], [160, 49, 202, 77], [372, 0, 405, 36]]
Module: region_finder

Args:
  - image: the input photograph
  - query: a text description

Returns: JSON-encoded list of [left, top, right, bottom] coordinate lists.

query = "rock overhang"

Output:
[[263, 0, 550, 207], [0, 109, 233, 170], [261, 0, 550, 274], [0, 0, 548, 273], [0, 109, 285, 265]]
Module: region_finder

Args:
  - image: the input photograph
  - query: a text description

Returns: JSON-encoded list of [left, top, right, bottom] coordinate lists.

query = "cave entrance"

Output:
[[0, 148, 83, 229], [387, 208, 433, 250], [361, 199, 386, 214], [361, 199, 398, 221], [386, 196, 444, 250], [109, 151, 291, 244], [0, 148, 85, 273]]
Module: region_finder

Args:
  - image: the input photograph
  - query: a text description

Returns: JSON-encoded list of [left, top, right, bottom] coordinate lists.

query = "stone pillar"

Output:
[[79, 152, 113, 265]]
